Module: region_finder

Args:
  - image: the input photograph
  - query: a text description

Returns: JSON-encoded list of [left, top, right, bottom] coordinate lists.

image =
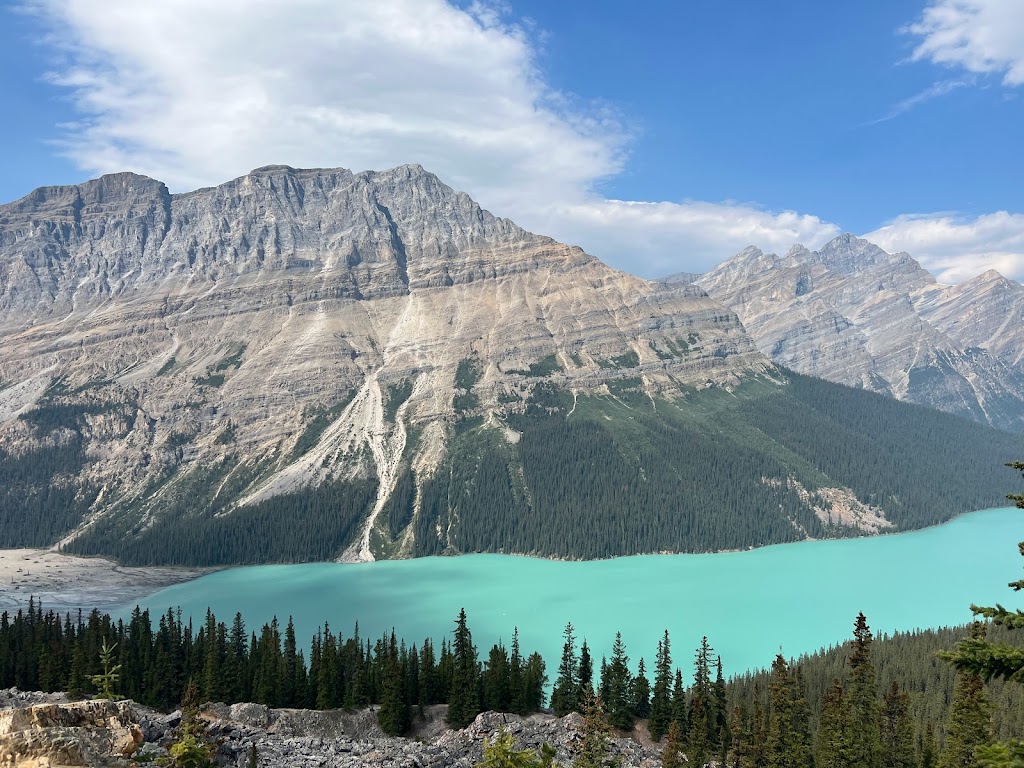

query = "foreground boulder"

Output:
[[208, 708, 662, 767], [0, 693, 664, 767], [0, 700, 142, 767]]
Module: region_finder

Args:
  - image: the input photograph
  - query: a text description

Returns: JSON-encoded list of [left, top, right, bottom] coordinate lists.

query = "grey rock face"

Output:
[[0, 165, 766, 560], [696, 234, 1024, 431], [0, 698, 143, 767], [0, 696, 666, 768], [207, 707, 663, 768]]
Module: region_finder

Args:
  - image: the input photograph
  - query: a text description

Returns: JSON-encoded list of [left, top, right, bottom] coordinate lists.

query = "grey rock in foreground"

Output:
[[0, 697, 142, 767], [0, 693, 664, 767], [211, 709, 661, 768]]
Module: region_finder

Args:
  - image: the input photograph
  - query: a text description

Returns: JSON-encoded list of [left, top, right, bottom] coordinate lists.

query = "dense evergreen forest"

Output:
[[416, 371, 1021, 560], [3, 602, 1024, 763], [5, 368, 1020, 565]]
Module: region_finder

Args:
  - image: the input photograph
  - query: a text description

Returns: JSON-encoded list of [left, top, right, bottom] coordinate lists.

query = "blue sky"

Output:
[[2, 0, 1023, 281]]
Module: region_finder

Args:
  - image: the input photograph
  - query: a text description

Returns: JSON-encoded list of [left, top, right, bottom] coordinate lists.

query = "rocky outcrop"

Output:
[[0, 699, 142, 767], [209, 707, 662, 768], [695, 234, 1024, 431], [0, 695, 663, 768], [0, 165, 767, 561]]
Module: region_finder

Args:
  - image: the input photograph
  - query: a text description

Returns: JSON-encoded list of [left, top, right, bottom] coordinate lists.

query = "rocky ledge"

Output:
[[0, 691, 664, 767]]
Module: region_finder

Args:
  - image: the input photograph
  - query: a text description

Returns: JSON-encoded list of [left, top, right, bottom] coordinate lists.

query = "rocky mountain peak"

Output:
[[962, 268, 1021, 292], [0, 164, 769, 562], [816, 233, 893, 275], [696, 234, 1024, 430]]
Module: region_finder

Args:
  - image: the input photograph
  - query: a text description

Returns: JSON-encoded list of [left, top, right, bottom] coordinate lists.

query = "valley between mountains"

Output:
[[0, 165, 1019, 568]]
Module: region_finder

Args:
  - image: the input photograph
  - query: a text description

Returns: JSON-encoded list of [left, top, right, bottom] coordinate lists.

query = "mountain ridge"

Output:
[[0, 167, 1017, 566], [0, 164, 769, 563], [694, 234, 1024, 431]]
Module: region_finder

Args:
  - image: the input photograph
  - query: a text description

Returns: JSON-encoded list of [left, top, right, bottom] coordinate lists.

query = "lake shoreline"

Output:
[[0, 506, 1016, 614], [0, 548, 213, 614]]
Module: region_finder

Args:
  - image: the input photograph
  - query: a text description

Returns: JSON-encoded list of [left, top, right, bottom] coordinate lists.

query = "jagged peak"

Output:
[[956, 268, 1024, 294], [971, 268, 1014, 284], [815, 231, 888, 262], [736, 245, 766, 259], [2, 172, 165, 210]]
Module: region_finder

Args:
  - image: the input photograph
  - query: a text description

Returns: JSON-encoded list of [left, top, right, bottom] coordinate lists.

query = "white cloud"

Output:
[[864, 211, 1024, 283], [907, 0, 1024, 86], [540, 200, 839, 278], [21, 0, 840, 278], [865, 78, 972, 125]]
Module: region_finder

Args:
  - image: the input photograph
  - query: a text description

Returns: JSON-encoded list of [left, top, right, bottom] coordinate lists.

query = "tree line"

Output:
[[4, 599, 1024, 763], [0, 602, 547, 735]]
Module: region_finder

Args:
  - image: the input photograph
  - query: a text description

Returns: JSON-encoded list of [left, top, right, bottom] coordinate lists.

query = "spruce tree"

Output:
[[572, 691, 614, 768], [843, 613, 882, 768], [920, 723, 937, 768], [714, 657, 730, 761], [726, 704, 752, 768], [551, 622, 579, 717], [523, 652, 547, 712], [671, 669, 689, 738], [483, 642, 511, 713], [447, 609, 480, 728], [648, 632, 673, 741], [815, 678, 845, 768], [578, 640, 594, 702], [89, 639, 122, 700], [750, 690, 769, 768], [378, 632, 410, 736], [662, 720, 686, 768], [937, 667, 992, 768], [880, 681, 916, 768], [509, 628, 525, 715], [282, 617, 298, 708], [604, 632, 633, 730], [631, 657, 650, 719], [765, 654, 812, 768], [689, 637, 717, 763]]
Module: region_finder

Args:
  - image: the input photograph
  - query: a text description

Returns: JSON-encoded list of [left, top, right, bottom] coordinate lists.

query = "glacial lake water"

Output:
[[116, 507, 1024, 676]]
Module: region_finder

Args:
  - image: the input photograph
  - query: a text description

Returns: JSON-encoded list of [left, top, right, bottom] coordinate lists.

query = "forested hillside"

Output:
[[414, 370, 1019, 560], [57, 370, 1021, 566]]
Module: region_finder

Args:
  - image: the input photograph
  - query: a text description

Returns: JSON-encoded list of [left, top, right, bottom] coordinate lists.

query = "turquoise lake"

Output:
[[116, 507, 1024, 677]]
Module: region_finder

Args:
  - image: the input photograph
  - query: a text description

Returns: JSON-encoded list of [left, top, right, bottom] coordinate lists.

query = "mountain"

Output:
[[696, 234, 1024, 432], [0, 169, 1017, 565]]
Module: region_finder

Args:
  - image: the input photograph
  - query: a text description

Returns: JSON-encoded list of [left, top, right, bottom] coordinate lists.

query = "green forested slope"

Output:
[[7, 369, 1018, 565], [726, 622, 1024, 746], [414, 371, 1021, 559]]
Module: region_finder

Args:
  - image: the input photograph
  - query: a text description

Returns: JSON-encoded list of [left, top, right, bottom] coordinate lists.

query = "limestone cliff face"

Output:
[[696, 234, 1024, 431], [0, 165, 767, 559]]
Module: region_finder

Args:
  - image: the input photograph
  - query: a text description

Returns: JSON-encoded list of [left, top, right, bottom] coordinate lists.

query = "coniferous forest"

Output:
[[2, 370, 1016, 566], [3, 601, 1024, 763], [7, 461, 1024, 765]]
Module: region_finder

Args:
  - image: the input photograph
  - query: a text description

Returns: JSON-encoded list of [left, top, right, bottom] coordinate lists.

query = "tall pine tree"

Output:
[[648, 631, 674, 741], [446, 609, 480, 728], [551, 622, 579, 717], [843, 613, 881, 768]]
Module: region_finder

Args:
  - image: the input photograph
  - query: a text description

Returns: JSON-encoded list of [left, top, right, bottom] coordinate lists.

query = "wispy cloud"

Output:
[[864, 77, 972, 125], [18, 0, 840, 278], [17, 0, 1024, 282]]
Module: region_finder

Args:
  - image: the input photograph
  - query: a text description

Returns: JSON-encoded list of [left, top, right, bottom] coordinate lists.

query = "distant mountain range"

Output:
[[0, 167, 1017, 565], [686, 234, 1024, 432]]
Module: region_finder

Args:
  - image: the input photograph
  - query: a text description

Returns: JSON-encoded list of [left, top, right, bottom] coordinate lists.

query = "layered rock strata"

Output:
[[696, 234, 1024, 431]]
